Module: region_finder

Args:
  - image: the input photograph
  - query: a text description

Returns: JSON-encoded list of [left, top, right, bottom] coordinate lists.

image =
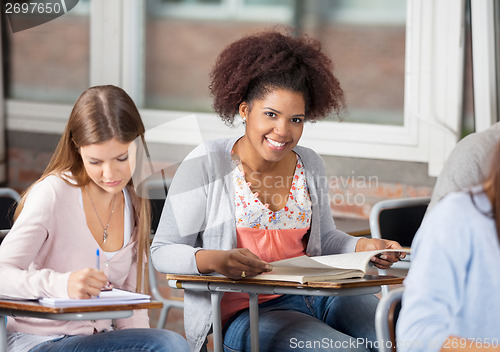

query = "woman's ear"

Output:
[[239, 102, 249, 122]]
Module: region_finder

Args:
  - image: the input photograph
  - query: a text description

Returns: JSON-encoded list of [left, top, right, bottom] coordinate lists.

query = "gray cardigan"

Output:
[[151, 137, 359, 351]]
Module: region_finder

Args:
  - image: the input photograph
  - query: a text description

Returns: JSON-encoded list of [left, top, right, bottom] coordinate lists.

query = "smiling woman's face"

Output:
[[239, 88, 306, 164], [80, 137, 136, 194]]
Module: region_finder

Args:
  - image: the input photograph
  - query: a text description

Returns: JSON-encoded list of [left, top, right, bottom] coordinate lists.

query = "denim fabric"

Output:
[[27, 328, 189, 352], [223, 294, 379, 352]]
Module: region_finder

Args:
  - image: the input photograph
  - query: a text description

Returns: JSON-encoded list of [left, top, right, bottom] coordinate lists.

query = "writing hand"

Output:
[[355, 238, 406, 269], [68, 268, 108, 299], [196, 248, 272, 279]]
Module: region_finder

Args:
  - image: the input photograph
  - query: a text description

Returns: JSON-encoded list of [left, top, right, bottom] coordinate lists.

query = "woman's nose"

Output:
[[102, 163, 114, 179], [273, 119, 290, 137]]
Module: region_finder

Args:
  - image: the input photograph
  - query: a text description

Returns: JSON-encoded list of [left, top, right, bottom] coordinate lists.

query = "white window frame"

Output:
[[5, 0, 477, 177], [146, 0, 293, 23], [471, 0, 498, 132]]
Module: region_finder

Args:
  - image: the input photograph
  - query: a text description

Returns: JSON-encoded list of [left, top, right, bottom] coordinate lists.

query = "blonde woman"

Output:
[[0, 85, 188, 352]]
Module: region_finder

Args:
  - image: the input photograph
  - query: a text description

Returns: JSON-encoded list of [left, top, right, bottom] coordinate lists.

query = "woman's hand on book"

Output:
[[355, 238, 406, 269], [68, 268, 108, 299], [195, 249, 272, 279]]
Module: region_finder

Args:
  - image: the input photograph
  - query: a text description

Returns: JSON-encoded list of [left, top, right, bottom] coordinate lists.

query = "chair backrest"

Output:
[[0, 229, 9, 244], [142, 177, 170, 234], [145, 178, 185, 329], [369, 197, 430, 248], [375, 287, 404, 352], [0, 188, 20, 231]]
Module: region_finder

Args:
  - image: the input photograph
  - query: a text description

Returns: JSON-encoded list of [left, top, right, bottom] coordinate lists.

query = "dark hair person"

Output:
[[152, 29, 404, 352], [0, 85, 188, 352]]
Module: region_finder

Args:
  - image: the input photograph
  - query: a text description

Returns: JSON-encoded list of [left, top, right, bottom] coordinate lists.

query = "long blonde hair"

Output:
[[14, 85, 151, 293]]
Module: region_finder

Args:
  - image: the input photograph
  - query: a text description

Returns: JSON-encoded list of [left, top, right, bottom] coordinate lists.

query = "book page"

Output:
[[39, 289, 151, 307], [254, 268, 361, 283], [310, 249, 411, 271], [270, 249, 411, 272], [266, 266, 353, 277], [270, 255, 334, 270]]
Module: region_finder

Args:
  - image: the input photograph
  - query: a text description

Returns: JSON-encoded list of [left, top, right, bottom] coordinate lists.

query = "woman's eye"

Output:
[[265, 111, 277, 118], [118, 156, 129, 162], [292, 117, 304, 123], [89, 161, 100, 165]]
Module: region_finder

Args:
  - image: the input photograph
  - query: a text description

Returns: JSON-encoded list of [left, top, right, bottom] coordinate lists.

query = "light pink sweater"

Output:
[[0, 174, 149, 335]]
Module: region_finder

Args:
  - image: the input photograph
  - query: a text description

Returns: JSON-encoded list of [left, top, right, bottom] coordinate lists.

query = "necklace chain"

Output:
[[85, 186, 117, 244]]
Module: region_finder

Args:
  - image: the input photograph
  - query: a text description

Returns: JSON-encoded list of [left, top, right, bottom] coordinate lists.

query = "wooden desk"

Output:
[[0, 300, 162, 352], [168, 274, 404, 352]]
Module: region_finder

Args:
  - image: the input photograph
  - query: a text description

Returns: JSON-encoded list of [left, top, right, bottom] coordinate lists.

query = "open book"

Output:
[[252, 249, 411, 284], [39, 288, 151, 307]]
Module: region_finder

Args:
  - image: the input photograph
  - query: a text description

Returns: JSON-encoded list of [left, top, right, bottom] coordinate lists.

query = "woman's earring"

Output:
[[242, 116, 246, 123]]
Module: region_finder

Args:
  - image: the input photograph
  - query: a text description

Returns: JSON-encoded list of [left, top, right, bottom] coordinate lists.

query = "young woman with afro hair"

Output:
[[152, 29, 405, 352]]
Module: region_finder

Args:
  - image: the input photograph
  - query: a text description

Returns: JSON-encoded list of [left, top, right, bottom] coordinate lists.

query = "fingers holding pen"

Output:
[[68, 268, 108, 299]]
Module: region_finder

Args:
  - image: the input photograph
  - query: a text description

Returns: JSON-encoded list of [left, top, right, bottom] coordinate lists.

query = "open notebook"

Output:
[[39, 289, 151, 307]]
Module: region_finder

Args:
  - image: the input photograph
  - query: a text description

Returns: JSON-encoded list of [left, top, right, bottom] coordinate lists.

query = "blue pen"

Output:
[[96, 249, 100, 298], [96, 249, 100, 271]]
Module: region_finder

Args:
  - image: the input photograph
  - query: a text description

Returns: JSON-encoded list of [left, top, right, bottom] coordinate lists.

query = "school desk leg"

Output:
[[0, 316, 7, 352], [211, 292, 223, 352], [248, 293, 260, 352]]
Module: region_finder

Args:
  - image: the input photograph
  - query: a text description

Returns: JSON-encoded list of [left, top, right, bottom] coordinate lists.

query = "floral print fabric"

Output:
[[232, 155, 312, 230]]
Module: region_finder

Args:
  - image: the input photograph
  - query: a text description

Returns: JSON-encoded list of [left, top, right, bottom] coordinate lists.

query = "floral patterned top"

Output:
[[233, 154, 312, 230], [221, 153, 313, 324]]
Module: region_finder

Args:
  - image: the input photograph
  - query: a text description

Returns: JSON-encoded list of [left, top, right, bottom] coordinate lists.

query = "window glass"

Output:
[[144, 0, 406, 125], [5, 0, 89, 103]]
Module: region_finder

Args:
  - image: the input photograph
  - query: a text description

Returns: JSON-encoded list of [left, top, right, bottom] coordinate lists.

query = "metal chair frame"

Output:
[[369, 197, 430, 295], [375, 287, 404, 352]]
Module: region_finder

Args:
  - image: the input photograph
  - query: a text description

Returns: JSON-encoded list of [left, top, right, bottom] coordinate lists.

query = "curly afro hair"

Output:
[[209, 28, 346, 125]]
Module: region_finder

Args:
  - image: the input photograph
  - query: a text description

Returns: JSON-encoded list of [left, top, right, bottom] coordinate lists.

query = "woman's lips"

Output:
[[266, 137, 287, 150]]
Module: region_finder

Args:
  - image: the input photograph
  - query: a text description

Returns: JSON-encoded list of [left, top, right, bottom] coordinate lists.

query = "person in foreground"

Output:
[[151, 29, 404, 352], [0, 85, 188, 352], [396, 141, 500, 351]]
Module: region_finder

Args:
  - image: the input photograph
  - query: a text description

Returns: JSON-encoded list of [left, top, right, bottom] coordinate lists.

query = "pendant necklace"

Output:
[[85, 185, 117, 244]]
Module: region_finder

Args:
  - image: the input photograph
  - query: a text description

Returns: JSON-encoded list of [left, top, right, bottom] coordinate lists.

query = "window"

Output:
[[5, 0, 90, 103], [144, 0, 406, 126], [140, 0, 464, 176], [3, 0, 481, 177], [144, 0, 293, 111]]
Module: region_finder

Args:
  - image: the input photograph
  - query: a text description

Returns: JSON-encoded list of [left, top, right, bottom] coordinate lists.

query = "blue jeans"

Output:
[[223, 294, 379, 352], [28, 328, 189, 352]]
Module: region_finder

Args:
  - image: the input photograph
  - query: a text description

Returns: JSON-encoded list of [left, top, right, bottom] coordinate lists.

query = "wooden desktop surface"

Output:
[[0, 300, 162, 314], [168, 273, 404, 352], [335, 217, 371, 237], [167, 274, 404, 289]]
